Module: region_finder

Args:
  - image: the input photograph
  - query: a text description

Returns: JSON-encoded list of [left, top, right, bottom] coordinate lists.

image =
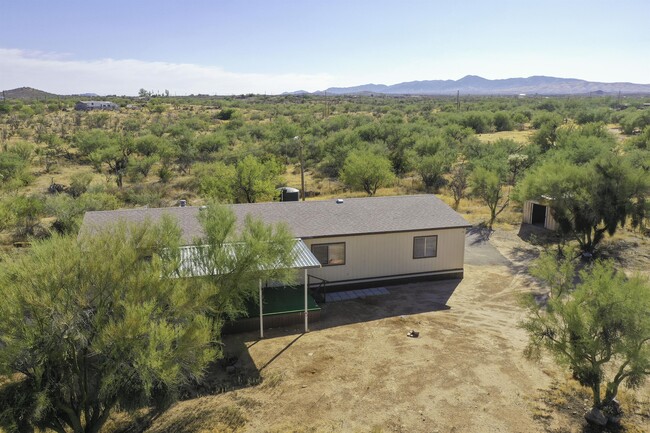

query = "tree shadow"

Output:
[[502, 223, 564, 276], [581, 422, 626, 433], [467, 224, 494, 244], [517, 223, 561, 247], [504, 244, 541, 276], [597, 238, 647, 266], [180, 338, 263, 400]]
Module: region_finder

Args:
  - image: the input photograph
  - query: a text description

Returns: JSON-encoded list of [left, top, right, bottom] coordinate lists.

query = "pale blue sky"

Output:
[[1, 0, 649, 94]]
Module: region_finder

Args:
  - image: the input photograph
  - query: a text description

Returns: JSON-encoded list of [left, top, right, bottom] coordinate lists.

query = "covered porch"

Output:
[[254, 239, 322, 338], [222, 285, 322, 335], [178, 238, 322, 338]]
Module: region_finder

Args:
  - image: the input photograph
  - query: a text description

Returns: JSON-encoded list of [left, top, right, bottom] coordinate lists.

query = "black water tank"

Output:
[[279, 187, 300, 202]]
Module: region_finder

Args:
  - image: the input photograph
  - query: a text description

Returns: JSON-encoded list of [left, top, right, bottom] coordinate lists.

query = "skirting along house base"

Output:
[[81, 195, 471, 336]]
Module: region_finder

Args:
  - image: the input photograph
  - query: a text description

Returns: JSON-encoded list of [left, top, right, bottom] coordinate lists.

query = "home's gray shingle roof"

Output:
[[81, 195, 470, 244]]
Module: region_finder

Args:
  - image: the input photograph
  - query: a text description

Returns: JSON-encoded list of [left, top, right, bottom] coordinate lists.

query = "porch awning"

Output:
[[177, 238, 320, 277], [289, 239, 322, 269]]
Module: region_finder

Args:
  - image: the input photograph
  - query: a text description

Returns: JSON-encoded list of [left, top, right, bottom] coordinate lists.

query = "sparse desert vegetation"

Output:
[[0, 93, 649, 432]]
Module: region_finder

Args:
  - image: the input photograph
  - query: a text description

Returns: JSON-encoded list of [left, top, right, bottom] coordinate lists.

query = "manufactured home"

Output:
[[81, 195, 470, 334], [82, 195, 470, 287]]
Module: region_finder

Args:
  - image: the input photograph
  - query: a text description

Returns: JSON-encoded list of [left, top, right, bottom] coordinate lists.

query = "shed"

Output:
[[522, 199, 558, 231]]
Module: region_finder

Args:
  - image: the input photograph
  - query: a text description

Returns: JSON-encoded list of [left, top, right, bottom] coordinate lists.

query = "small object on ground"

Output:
[[407, 330, 419, 338]]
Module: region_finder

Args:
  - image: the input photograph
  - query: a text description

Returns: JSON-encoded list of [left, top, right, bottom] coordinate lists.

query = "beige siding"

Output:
[[300, 228, 466, 284]]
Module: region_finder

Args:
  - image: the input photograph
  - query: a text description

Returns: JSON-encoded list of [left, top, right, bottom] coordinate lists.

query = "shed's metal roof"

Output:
[[81, 195, 470, 244]]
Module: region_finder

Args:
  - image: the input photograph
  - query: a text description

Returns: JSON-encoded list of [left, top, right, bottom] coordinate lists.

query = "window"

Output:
[[311, 242, 345, 266], [413, 235, 437, 259]]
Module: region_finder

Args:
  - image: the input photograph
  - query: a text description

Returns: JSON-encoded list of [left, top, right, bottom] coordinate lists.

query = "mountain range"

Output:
[[318, 75, 650, 96], [4, 76, 650, 99], [0, 87, 100, 100]]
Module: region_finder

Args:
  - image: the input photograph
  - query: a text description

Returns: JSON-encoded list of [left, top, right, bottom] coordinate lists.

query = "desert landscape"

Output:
[[131, 227, 650, 433], [2, 3, 650, 431]]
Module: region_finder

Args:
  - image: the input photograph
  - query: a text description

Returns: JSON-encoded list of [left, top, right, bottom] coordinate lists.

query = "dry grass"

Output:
[[476, 129, 533, 144], [529, 375, 650, 433], [143, 259, 563, 433], [24, 160, 101, 195], [260, 371, 285, 389], [146, 400, 248, 433]]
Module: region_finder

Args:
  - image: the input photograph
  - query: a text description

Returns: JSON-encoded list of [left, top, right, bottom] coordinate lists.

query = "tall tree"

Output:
[[522, 251, 650, 422], [449, 161, 469, 210], [187, 204, 297, 328], [340, 150, 395, 196], [194, 161, 236, 202], [90, 134, 133, 188], [470, 167, 508, 229], [416, 153, 451, 193], [233, 155, 282, 203], [0, 218, 215, 433]]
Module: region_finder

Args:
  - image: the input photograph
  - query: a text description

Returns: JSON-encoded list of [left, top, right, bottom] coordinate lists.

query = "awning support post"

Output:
[[259, 279, 264, 339], [304, 269, 309, 333]]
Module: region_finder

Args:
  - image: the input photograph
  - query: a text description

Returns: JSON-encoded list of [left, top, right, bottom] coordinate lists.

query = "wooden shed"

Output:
[[522, 199, 558, 231]]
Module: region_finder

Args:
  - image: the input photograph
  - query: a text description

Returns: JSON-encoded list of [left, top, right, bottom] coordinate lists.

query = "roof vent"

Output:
[[179, 199, 187, 207], [336, 198, 344, 204]]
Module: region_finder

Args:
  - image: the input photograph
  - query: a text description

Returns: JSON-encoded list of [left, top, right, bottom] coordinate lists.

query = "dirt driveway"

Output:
[[148, 230, 569, 433]]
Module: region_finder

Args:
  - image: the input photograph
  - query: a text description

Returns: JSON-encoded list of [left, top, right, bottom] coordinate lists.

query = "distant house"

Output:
[[74, 101, 119, 111], [522, 199, 558, 231]]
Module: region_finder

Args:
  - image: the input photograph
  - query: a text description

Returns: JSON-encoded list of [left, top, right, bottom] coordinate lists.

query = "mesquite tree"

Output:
[[522, 251, 650, 415]]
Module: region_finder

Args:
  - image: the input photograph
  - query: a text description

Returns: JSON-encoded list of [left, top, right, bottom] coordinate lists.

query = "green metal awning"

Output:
[[289, 239, 322, 269], [174, 239, 320, 339], [177, 238, 320, 277]]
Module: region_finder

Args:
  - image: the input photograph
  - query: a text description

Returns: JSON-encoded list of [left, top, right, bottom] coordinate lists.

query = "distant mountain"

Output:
[[281, 90, 310, 95], [0, 88, 105, 100], [321, 75, 650, 96], [1, 87, 60, 100]]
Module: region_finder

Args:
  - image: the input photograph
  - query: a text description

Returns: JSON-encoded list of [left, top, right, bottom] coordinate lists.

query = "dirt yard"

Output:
[[144, 226, 650, 433]]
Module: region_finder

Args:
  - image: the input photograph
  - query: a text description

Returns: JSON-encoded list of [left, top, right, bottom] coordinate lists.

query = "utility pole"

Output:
[[294, 136, 306, 201], [456, 90, 460, 111]]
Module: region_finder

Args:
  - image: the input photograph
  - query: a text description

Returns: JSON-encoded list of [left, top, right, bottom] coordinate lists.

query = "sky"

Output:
[[1, 0, 649, 95]]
